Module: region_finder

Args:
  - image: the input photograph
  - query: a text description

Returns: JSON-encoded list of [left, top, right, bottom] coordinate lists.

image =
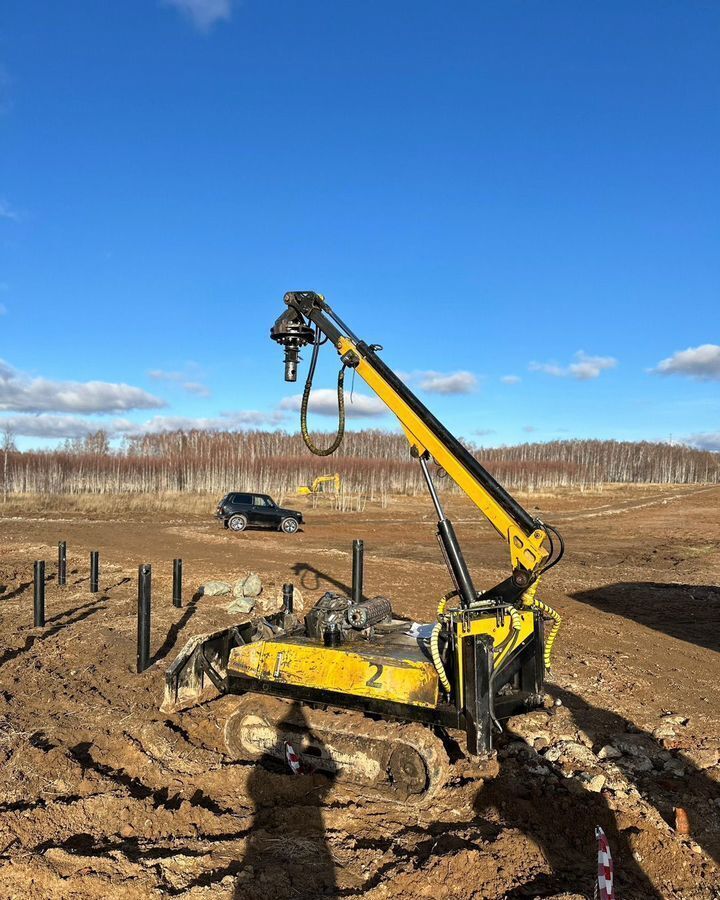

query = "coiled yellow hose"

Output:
[[492, 604, 523, 664], [521, 577, 562, 670], [430, 591, 456, 694], [507, 605, 522, 632]]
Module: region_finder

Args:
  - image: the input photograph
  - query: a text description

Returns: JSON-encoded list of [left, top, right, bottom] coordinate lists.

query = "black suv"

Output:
[[215, 492, 304, 534]]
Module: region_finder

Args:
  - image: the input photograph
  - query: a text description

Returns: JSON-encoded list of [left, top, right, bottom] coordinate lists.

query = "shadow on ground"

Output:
[[0, 597, 108, 671], [233, 701, 336, 899], [151, 591, 202, 665], [552, 685, 720, 864], [291, 562, 351, 596], [570, 582, 720, 653], [475, 683, 719, 896]]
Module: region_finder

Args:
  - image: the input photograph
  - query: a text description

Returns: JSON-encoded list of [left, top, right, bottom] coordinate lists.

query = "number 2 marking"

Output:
[[366, 663, 384, 688]]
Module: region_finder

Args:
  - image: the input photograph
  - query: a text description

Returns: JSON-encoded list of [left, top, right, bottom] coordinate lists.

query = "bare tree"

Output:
[[1, 431, 718, 498], [84, 429, 111, 456], [2, 424, 16, 503]]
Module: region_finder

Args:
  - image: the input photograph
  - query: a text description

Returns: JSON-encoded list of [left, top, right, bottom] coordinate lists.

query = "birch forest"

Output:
[[2, 430, 718, 500]]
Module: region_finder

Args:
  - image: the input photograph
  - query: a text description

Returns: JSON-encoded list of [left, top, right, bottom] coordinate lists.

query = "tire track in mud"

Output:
[[554, 484, 720, 522], [1, 703, 716, 898], [0, 597, 109, 671], [0, 603, 248, 894], [0, 725, 259, 894]]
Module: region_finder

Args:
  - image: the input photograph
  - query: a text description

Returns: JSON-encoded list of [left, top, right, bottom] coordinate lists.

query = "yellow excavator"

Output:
[[163, 291, 564, 800], [297, 473, 341, 495]]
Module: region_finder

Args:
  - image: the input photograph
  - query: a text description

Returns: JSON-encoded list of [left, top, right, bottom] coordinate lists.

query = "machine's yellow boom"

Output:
[[271, 291, 563, 610], [335, 335, 549, 576]]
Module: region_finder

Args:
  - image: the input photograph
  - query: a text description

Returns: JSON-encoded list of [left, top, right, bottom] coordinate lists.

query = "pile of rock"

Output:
[[199, 573, 263, 612], [199, 574, 304, 617], [503, 704, 720, 815], [228, 573, 264, 614]]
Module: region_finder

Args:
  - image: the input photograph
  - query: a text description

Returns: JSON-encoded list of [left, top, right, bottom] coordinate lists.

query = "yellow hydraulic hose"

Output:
[[431, 580, 561, 690], [430, 591, 457, 694], [492, 604, 522, 663], [521, 577, 562, 670], [507, 605, 522, 633]]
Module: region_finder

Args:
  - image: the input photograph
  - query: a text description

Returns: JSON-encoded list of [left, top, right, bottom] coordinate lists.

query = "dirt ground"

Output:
[[0, 484, 718, 899]]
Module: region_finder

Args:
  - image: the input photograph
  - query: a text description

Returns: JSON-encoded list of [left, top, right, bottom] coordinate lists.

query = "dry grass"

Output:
[[0, 483, 699, 522], [0, 492, 219, 518]]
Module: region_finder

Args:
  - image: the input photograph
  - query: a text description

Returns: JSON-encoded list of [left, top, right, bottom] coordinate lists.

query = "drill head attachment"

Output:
[[270, 306, 314, 382]]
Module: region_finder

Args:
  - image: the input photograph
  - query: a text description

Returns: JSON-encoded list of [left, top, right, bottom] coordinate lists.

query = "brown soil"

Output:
[[0, 484, 719, 898]]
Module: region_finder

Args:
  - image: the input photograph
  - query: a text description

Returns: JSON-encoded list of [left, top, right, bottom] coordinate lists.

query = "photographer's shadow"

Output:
[[234, 701, 337, 899]]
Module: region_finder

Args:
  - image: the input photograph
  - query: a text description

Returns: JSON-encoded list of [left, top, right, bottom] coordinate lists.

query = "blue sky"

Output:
[[1, 0, 718, 451]]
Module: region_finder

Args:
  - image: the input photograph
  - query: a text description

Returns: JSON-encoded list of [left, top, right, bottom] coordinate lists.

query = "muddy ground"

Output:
[[0, 484, 718, 899]]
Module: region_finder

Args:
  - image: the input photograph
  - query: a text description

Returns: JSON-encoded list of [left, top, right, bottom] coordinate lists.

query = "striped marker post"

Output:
[[595, 827, 616, 900], [284, 742, 302, 775]]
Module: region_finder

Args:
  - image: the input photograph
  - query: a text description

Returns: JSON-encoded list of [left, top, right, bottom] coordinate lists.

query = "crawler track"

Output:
[[223, 694, 455, 802]]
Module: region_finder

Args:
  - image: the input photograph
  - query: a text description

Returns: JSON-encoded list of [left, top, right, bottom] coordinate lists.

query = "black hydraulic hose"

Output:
[[541, 523, 565, 574], [543, 526, 554, 572], [300, 326, 346, 456], [488, 611, 522, 735]]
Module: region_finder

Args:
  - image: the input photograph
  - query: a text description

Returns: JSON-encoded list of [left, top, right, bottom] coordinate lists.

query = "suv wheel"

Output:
[[228, 514, 248, 533], [280, 517, 299, 534]]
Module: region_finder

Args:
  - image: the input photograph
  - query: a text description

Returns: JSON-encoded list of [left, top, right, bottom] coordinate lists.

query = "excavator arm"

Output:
[[311, 473, 341, 493], [271, 291, 561, 610]]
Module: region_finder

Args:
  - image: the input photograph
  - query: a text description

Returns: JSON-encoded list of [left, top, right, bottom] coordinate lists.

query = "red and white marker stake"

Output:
[[595, 826, 616, 900], [284, 741, 302, 775]]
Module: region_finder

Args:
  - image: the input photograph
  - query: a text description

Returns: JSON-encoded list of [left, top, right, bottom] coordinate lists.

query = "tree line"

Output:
[[2, 429, 718, 501]]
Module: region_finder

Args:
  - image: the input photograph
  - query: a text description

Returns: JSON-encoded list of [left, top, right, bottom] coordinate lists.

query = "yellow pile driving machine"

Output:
[[164, 291, 563, 799]]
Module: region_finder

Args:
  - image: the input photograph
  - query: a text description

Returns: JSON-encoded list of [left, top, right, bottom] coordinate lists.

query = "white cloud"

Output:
[[183, 381, 211, 397], [0, 359, 165, 413], [500, 375, 521, 385], [122, 409, 285, 434], [398, 370, 478, 395], [687, 432, 720, 452], [279, 389, 387, 419], [1, 408, 287, 439], [148, 366, 211, 397], [0, 199, 19, 222], [529, 351, 617, 381], [0, 414, 103, 439], [652, 345, 720, 382], [472, 428, 495, 436], [523, 425, 539, 433], [568, 354, 618, 380], [419, 370, 477, 394], [529, 362, 565, 377], [164, 0, 232, 30], [148, 368, 183, 382]]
